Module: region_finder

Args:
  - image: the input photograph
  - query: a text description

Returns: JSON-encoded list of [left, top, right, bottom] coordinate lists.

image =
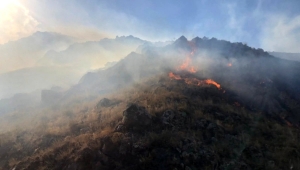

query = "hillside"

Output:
[[61, 36, 300, 124], [0, 36, 300, 169], [1, 73, 299, 169]]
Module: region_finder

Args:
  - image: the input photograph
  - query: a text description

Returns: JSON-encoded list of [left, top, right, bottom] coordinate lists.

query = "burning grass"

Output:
[[168, 71, 221, 89]]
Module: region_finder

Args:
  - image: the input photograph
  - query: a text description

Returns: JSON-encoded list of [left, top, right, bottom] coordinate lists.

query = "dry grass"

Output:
[[0, 74, 299, 170]]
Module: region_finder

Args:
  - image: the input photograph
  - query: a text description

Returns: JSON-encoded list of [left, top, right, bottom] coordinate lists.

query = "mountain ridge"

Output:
[[51, 36, 300, 127], [0, 31, 76, 74]]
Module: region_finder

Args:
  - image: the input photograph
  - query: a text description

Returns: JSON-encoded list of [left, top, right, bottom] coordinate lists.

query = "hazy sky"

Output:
[[1, 0, 300, 52]]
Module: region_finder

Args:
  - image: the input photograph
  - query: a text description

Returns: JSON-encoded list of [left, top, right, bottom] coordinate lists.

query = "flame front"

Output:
[[170, 42, 221, 89], [205, 79, 221, 89], [168, 72, 221, 89]]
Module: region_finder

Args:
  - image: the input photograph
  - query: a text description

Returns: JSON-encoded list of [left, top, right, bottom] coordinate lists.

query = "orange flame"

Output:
[[179, 57, 190, 70], [204, 79, 221, 89], [168, 72, 181, 80], [170, 42, 222, 90], [168, 72, 221, 89], [188, 66, 196, 73], [178, 46, 197, 73]]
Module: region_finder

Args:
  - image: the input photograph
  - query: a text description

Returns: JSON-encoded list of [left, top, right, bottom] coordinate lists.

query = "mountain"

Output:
[[1, 36, 300, 169], [0, 35, 147, 100], [0, 31, 76, 74], [270, 52, 300, 62], [0, 66, 83, 100], [46, 36, 300, 124], [37, 35, 148, 70], [0, 91, 41, 115]]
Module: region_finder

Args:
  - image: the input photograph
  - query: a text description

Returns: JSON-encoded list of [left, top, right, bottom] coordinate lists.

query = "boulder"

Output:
[[161, 110, 175, 125], [101, 132, 124, 157], [96, 98, 113, 108], [122, 104, 152, 129]]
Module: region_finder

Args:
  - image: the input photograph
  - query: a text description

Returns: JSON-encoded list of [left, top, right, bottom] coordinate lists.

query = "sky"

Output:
[[1, 0, 300, 52]]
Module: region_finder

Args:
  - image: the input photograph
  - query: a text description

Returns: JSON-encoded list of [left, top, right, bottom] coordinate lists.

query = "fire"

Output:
[[168, 72, 181, 80], [168, 72, 221, 89], [227, 63, 232, 67], [205, 79, 221, 89], [178, 45, 197, 73], [184, 78, 202, 86], [188, 66, 196, 73], [169, 41, 221, 90], [179, 57, 190, 70]]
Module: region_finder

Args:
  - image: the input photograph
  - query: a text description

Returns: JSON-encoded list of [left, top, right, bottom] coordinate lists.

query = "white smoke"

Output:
[[0, 1, 39, 44]]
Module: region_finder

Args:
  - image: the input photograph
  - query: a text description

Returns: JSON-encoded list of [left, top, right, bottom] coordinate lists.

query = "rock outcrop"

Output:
[[121, 104, 152, 130]]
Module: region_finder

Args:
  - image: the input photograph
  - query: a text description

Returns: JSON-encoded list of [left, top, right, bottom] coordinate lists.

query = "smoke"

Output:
[[0, 35, 147, 100], [1, 0, 299, 53], [0, 1, 39, 44], [261, 14, 300, 53], [225, 3, 250, 43], [20, 0, 152, 42]]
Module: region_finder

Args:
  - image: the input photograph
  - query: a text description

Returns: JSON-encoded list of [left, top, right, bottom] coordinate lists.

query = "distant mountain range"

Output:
[[37, 35, 148, 70], [0, 31, 75, 74], [0, 66, 83, 99], [269, 52, 300, 62], [0, 32, 148, 99]]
